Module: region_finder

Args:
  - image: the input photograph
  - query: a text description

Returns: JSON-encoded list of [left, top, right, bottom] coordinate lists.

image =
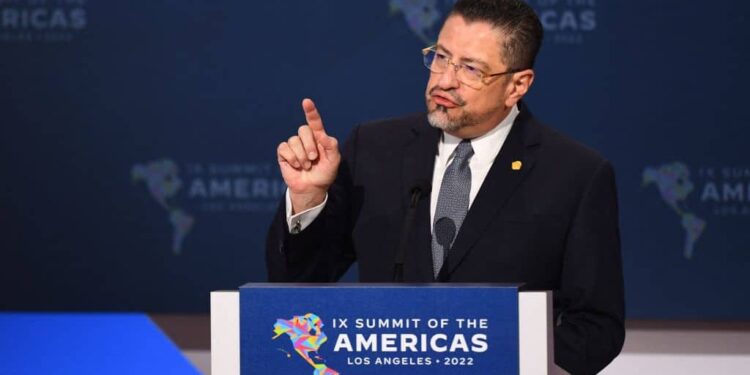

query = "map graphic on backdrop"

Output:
[[643, 162, 750, 260], [132, 159, 285, 254], [389, 0, 598, 45], [390, 0, 455, 44], [643, 162, 706, 259], [132, 160, 195, 254]]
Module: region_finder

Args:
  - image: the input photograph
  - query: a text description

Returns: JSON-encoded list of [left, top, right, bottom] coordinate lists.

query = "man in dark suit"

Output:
[[267, 0, 625, 373]]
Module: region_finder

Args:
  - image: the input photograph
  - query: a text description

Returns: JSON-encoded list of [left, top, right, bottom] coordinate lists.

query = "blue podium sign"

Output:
[[240, 284, 519, 375]]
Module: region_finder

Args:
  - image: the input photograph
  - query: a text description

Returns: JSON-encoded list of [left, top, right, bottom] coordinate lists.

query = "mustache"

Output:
[[428, 87, 466, 106]]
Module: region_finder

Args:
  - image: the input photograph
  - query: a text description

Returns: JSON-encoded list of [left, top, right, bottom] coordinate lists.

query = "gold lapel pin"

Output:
[[512, 160, 522, 171]]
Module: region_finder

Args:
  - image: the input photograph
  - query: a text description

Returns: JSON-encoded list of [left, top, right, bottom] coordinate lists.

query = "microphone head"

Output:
[[413, 180, 431, 194], [434, 217, 456, 250], [407, 180, 432, 206]]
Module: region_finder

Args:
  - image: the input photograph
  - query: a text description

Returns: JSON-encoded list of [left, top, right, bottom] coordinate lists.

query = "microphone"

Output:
[[393, 181, 431, 282], [434, 217, 456, 282]]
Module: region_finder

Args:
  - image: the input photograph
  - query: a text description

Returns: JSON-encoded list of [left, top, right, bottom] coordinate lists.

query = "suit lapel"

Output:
[[442, 105, 541, 278], [401, 117, 441, 282]]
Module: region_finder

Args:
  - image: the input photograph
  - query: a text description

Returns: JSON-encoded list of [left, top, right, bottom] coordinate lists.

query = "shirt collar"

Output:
[[438, 104, 520, 166]]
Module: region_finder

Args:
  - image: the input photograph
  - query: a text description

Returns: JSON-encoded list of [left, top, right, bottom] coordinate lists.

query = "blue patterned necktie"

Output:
[[432, 139, 474, 277]]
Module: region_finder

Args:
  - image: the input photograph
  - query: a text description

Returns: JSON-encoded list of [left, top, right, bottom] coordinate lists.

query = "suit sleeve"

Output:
[[265, 126, 360, 282], [554, 160, 626, 375]]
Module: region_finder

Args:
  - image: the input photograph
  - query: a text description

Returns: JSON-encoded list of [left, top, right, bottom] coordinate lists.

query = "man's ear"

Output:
[[505, 69, 535, 107]]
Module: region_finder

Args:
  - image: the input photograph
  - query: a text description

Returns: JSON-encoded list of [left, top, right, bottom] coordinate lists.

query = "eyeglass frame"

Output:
[[421, 45, 524, 88]]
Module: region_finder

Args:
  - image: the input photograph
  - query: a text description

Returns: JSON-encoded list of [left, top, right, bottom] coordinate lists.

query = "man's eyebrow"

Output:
[[435, 44, 452, 55], [435, 44, 491, 70], [460, 56, 490, 71]]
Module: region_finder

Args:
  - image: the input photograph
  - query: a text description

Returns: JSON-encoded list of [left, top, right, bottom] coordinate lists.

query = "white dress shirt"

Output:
[[286, 104, 520, 233]]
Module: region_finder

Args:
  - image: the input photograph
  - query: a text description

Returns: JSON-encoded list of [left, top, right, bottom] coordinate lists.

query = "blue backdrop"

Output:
[[1, 0, 748, 318]]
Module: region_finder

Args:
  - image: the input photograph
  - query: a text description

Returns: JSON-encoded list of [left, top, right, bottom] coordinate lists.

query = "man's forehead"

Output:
[[436, 15, 506, 64]]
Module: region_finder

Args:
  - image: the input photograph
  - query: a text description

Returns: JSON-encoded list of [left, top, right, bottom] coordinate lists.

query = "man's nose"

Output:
[[437, 62, 460, 89]]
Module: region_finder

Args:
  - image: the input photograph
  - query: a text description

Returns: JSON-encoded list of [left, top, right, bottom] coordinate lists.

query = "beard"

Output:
[[427, 105, 472, 132], [425, 87, 497, 133]]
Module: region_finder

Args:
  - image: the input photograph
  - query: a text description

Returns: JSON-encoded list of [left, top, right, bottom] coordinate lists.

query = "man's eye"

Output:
[[463, 65, 483, 77], [435, 53, 448, 62]]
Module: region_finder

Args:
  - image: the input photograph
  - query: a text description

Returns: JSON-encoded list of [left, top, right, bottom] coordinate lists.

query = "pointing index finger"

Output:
[[302, 98, 326, 134]]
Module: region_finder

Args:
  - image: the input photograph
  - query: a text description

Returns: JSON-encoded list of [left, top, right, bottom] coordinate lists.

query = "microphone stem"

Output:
[[393, 188, 422, 282]]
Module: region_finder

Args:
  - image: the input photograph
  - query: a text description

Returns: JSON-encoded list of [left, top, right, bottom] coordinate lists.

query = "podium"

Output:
[[211, 284, 565, 375]]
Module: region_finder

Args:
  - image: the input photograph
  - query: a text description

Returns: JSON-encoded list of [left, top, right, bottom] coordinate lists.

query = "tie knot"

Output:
[[453, 140, 474, 160]]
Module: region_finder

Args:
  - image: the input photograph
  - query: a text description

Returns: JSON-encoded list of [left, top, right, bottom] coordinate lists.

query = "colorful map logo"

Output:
[[273, 313, 339, 375]]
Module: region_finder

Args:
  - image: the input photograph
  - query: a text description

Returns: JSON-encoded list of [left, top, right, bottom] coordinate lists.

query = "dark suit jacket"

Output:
[[266, 104, 625, 374]]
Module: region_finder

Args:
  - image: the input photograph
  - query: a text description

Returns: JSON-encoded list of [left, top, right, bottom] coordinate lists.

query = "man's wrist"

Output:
[[289, 190, 327, 214]]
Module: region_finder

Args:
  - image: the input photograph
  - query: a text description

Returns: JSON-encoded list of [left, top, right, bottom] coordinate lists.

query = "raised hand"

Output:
[[277, 98, 341, 213]]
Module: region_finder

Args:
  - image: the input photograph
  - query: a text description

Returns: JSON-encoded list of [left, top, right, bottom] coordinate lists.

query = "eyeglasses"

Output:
[[422, 46, 522, 89]]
